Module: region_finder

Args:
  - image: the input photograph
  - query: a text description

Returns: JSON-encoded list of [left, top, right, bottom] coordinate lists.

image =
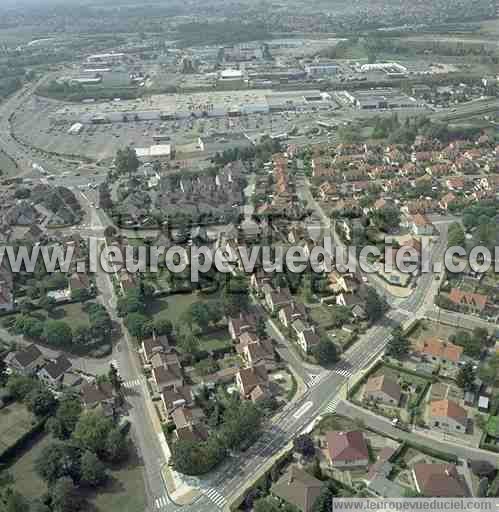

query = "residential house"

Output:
[[238, 337, 276, 369], [38, 355, 72, 389], [318, 182, 338, 202], [81, 381, 115, 415], [271, 466, 325, 512], [411, 213, 434, 236], [150, 351, 180, 369], [142, 333, 172, 364], [264, 286, 293, 313], [68, 272, 92, 299], [171, 405, 206, 432], [228, 311, 257, 340], [364, 374, 401, 406], [429, 399, 468, 434], [250, 272, 273, 296], [151, 363, 183, 391], [412, 336, 463, 367], [412, 464, 469, 497], [297, 329, 320, 354], [439, 193, 459, 211], [445, 177, 465, 192], [4, 344, 44, 376], [161, 386, 194, 416], [236, 364, 270, 402], [279, 301, 307, 328], [448, 288, 488, 314], [326, 431, 369, 469]]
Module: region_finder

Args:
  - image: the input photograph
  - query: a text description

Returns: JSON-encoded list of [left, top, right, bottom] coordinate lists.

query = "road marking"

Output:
[[293, 400, 314, 419], [122, 378, 143, 389], [203, 488, 227, 508], [306, 373, 328, 388], [324, 397, 340, 414], [154, 495, 168, 509], [332, 367, 352, 377]]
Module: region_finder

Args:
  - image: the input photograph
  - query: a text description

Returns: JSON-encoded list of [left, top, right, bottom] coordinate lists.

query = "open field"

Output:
[[84, 447, 147, 512], [148, 291, 222, 325], [0, 402, 35, 452], [10, 433, 50, 499], [200, 330, 232, 352]]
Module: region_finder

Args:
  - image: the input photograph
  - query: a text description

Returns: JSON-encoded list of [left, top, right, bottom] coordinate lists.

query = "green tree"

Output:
[[44, 320, 73, 347], [447, 222, 465, 248], [185, 302, 211, 331], [115, 146, 139, 178], [176, 325, 200, 356], [51, 477, 83, 512], [80, 451, 107, 487], [293, 434, 315, 457], [108, 363, 123, 394], [125, 313, 151, 339], [365, 288, 387, 323], [256, 317, 267, 338], [72, 411, 114, 455], [386, 327, 411, 359], [105, 427, 128, 463], [170, 437, 226, 476], [313, 339, 338, 366], [25, 386, 57, 417], [7, 375, 38, 401], [457, 362, 476, 391], [35, 442, 81, 485]]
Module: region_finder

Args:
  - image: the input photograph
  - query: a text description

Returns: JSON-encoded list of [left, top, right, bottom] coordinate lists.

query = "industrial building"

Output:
[[134, 144, 172, 159], [58, 88, 337, 124], [304, 61, 338, 78], [86, 52, 126, 65], [341, 88, 423, 110], [358, 62, 408, 78]]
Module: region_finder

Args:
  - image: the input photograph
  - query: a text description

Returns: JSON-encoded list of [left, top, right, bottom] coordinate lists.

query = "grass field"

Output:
[[0, 402, 35, 452], [10, 432, 50, 499], [84, 447, 147, 512], [148, 292, 221, 325], [200, 330, 232, 351], [486, 416, 499, 438]]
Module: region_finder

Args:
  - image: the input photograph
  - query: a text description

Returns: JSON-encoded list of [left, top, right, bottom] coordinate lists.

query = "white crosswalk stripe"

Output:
[[154, 495, 168, 509], [203, 488, 227, 508], [333, 367, 352, 377], [324, 397, 340, 414], [122, 378, 143, 389]]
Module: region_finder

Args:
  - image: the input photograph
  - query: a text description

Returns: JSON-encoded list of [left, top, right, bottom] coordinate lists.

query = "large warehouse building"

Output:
[[57, 89, 337, 124]]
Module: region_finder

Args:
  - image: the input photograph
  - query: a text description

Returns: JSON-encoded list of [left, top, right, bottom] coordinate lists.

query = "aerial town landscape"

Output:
[[0, 0, 499, 511]]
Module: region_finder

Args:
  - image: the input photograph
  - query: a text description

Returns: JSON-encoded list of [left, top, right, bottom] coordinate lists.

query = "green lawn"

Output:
[[57, 302, 91, 328], [148, 293, 200, 324], [148, 292, 222, 325], [10, 432, 50, 499], [314, 414, 360, 435], [84, 447, 147, 512], [486, 416, 499, 438], [200, 331, 232, 351], [0, 402, 35, 452]]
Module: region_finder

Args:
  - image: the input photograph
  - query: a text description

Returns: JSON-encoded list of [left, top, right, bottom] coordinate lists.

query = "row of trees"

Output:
[[10, 302, 111, 349]]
